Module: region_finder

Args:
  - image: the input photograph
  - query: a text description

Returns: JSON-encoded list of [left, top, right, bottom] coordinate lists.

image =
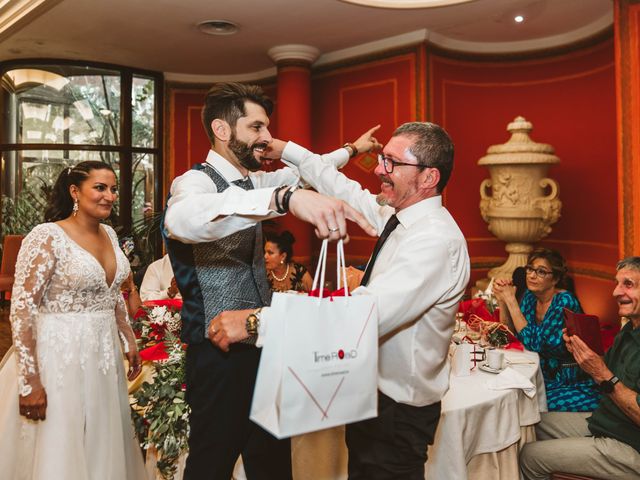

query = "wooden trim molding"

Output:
[[470, 257, 615, 281], [0, 0, 63, 43], [425, 27, 613, 63], [615, 0, 640, 256]]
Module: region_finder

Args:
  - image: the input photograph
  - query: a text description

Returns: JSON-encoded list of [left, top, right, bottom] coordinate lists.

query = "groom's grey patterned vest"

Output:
[[162, 163, 272, 345]]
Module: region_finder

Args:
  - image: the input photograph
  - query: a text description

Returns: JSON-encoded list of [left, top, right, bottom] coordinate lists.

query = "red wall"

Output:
[[167, 40, 619, 320], [309, 53, 420, 260], [615, 0, 640, 256], [169, 84, 278, 180], [169, 89, 208, 179], [428, 40, 618, 322]]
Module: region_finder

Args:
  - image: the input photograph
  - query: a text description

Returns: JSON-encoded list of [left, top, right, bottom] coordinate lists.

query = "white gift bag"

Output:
[[250, 239, 379, 439]]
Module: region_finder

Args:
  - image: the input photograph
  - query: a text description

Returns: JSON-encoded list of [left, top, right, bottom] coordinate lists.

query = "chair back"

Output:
[[0, 234, 25, 299], [0, 235, 24, 276]]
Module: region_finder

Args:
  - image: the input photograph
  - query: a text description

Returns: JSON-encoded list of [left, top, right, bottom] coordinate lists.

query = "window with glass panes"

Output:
[[0, 62, 163, 251]]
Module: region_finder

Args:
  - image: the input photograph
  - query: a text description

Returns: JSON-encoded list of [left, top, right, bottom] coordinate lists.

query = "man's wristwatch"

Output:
[[598, 375, 620, 394], [245, 308, 262, 336]]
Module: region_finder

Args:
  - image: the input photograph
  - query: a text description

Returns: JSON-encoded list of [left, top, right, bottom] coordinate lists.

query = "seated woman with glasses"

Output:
[[493, 248, 599, 412]]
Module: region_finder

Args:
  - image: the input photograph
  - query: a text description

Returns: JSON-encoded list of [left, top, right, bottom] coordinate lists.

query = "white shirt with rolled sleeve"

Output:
[[163, 150, 301, 243], [140, 255, 182, 302], [268, 141, 470, 407]]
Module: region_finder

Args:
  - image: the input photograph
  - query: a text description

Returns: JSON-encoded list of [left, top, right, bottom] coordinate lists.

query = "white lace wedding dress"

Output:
[[0, 223, 148, 480]]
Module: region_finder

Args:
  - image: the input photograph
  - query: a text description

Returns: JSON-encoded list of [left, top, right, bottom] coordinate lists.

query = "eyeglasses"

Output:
[[377, 154, 426, 174], [524, 265, 553, 279]]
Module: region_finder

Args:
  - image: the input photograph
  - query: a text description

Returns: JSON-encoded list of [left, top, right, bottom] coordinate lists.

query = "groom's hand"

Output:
[[288, 190, 377, 241], [208, 309, 252, 352]]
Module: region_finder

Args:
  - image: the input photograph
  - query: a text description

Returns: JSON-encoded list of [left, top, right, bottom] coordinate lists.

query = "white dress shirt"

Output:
[[163, 150, 300, 244], [277, 141, 470, 407], [140, 254, 182, 301]]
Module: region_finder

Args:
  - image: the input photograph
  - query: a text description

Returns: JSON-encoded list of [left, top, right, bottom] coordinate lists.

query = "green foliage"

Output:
[[0, 167, 53, 254], [487, 328, 509, 348], [131, 211, 163, 270], [1, 191, 45, 238], [117, 211, 163, 277], [130, 306, 189, 480], [130, 334, 190, 480]]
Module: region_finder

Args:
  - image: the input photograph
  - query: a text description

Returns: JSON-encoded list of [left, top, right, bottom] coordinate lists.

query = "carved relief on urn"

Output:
[[478, 116, 562, 282]]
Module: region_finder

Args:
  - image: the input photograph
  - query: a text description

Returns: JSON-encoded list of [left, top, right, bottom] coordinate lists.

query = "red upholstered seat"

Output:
[[0, 235, 25, 300]]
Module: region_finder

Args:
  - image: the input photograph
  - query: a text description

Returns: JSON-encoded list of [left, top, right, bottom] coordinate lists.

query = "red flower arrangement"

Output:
[[130, 298, 189, 479]]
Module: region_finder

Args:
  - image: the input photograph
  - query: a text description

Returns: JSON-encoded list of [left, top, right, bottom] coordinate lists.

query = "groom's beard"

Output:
[[229, 133, 268, 172]]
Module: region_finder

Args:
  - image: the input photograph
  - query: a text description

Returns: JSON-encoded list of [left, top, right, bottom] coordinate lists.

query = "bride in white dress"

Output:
[[0, 161, 148, 479]]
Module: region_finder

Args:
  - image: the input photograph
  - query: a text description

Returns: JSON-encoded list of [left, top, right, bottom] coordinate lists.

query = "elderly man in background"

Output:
[[520, 256, 640, 479], [211, 121, 470, 479]]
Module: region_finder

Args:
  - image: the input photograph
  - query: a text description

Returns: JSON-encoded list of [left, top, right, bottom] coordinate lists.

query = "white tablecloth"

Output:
[[425, 348, 547, 480]]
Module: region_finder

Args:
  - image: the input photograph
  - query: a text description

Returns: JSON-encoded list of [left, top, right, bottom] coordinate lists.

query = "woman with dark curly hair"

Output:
[[263, 230, 313, 293], [0, 161, 147, 479], [493, 247, 599, 412]]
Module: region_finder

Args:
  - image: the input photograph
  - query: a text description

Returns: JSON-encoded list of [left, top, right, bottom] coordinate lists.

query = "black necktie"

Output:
[[360, 214, 399, 286]]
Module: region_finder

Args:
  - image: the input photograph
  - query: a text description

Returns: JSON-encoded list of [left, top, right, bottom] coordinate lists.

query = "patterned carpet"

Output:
[[0, 304, 11, 359]]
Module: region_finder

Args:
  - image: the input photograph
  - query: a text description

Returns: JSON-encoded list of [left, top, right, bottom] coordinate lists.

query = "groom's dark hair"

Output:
[[201, 82, 273, 146]]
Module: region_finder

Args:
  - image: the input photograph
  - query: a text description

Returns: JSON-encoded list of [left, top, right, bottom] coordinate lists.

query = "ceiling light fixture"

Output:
[[197, 20, 239, 36], [514, 15, 524, 23], [339, 0, 473, 8]]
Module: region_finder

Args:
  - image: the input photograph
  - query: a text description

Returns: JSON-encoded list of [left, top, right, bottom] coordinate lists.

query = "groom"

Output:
[[162, 82, 375, 479]]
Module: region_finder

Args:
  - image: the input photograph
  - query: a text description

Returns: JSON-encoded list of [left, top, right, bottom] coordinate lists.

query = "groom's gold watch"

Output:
[[246, 308, 262, 336]]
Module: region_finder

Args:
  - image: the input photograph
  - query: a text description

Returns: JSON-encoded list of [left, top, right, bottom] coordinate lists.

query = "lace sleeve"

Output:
[[9, 225, 57, 396], [115, 279, 138, 354]]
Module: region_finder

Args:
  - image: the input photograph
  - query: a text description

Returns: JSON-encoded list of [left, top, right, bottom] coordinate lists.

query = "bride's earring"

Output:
[[72, 198, 79, 217]]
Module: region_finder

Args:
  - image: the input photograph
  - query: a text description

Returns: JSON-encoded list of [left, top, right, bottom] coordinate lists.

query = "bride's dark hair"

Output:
[[44, 161, 116, 222]]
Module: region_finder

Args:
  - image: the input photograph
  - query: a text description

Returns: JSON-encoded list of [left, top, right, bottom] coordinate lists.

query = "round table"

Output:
[[425, 347, 547, 479]]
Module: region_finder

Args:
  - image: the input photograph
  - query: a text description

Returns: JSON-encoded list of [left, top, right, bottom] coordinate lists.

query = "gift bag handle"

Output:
[[311, 239, 349, 301], [335, 240, 348, 296], [311, 239, 328, 295]]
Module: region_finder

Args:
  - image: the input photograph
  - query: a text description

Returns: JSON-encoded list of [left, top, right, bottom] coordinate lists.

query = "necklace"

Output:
[[271, 263, 290, 282]]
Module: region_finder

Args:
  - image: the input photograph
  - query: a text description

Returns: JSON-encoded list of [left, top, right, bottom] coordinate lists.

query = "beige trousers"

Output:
[[520, 411, 640, 480]]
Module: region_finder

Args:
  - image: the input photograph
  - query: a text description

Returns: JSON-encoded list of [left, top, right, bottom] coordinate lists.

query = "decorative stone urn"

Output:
[[477, 116, 562, 285]]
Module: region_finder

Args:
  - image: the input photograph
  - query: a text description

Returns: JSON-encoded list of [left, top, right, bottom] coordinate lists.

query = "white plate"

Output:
[[479, 363, 504, 374]]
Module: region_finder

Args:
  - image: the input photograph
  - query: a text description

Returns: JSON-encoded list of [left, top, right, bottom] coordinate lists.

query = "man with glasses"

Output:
[[210, 122, 470, 479], [519, 256, 640, 479]]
